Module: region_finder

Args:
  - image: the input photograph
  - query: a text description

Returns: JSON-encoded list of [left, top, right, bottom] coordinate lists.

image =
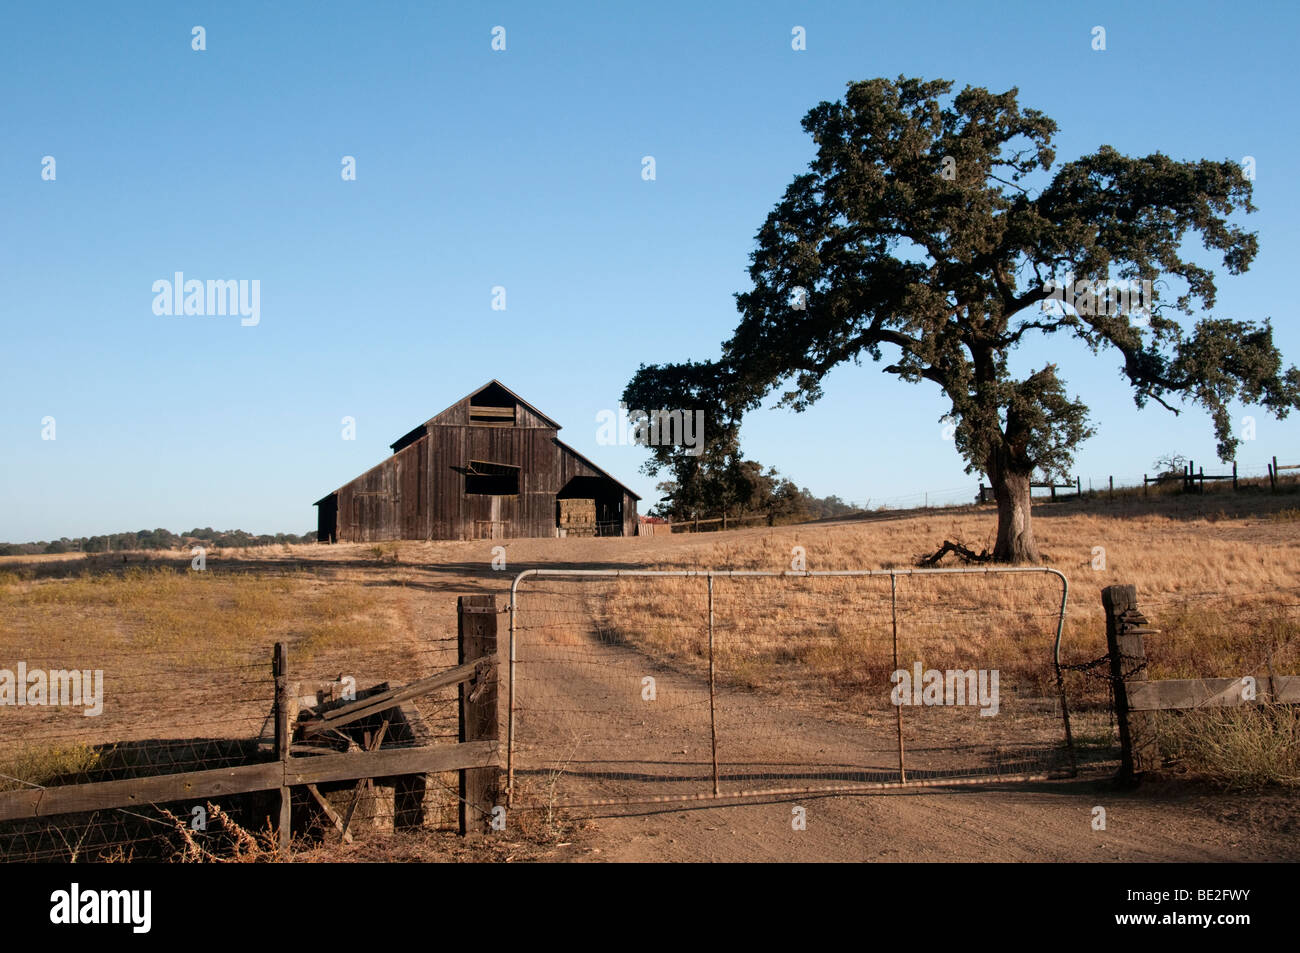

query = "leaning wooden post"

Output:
[[1102, 586, 1159, 785], [1271, 456, 1278, 492], [458, 595, 499, 835], [273, 642, 292, 857], [1232, 460, 1238, 492]]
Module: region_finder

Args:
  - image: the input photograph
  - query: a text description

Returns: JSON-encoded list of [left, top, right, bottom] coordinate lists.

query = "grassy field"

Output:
[[0, 484, 1296, 844], [571, 487, 1300, 690]]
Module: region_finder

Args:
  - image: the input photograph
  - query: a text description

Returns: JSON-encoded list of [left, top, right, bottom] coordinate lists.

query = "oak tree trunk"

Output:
[[986, 448, 1040, 563]]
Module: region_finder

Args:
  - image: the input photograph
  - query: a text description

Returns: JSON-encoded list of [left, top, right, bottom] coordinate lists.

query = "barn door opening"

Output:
[[466, 460, 518, 539], [557, 476, 624, 537]]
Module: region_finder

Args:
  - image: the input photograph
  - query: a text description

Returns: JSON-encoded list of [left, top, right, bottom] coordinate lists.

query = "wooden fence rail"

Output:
[[978, 478, 1081, 503], [670, 512, 773, 533], [1126, 676, 1300, 712], [1103, 583, 1299, 784], [1270, 456, 1299, 492], [0, 595, 503, 846], [1144, 460, 1238, 494], [1031, 476, 1081, 499]]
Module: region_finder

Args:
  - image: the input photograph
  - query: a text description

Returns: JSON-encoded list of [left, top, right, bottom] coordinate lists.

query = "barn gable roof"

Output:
[[386, 381, 563, 453], [314, 382, 640, 506], [433, 380, 561, 430]]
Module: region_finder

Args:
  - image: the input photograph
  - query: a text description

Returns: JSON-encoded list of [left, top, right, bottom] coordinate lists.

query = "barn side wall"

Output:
[[622, 490, 638, 538], [328, 424, 636, 542], [334, 439, 428, 543], [426, 426, 628, 540]]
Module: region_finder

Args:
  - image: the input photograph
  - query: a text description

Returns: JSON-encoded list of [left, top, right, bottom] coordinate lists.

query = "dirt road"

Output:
[[505, 611, 1299, 863], [560, 777, 1300, 862]]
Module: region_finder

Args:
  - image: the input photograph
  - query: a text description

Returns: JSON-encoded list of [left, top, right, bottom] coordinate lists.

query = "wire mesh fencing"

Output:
[[0, 636, 275, 861], [505, 567, 1075, 810], [0, 569, 466, 861]]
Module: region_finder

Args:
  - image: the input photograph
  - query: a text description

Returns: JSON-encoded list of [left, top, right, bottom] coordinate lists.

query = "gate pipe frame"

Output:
[[506, 566, 1070, 808]]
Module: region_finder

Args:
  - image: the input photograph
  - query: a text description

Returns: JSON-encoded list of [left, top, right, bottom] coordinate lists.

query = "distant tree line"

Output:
[[0, 527, 317, 557], [650, 457, 857, 525]]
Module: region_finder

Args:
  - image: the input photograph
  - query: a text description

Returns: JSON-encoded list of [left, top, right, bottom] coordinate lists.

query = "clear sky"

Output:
[[3, 1, 1298, 540]]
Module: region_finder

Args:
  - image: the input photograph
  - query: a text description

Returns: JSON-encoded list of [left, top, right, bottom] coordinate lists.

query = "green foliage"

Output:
[[627, 75, 1300, 559], [1155, 704, 1300, 789], [650, 459, 856, 524], [0, 527, 317, 556]]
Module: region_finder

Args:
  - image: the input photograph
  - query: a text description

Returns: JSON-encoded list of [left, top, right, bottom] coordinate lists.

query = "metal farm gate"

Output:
[[505, 567, 1075, 810]]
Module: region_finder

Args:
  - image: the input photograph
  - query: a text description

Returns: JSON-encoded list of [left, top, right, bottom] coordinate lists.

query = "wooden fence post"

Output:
[[1232, 460, 1238, 491], [1271, 456, 1278, 492], [1102, 586, 1160, 785], [458, 595, 499, 836], [273, 642, 292, 857]]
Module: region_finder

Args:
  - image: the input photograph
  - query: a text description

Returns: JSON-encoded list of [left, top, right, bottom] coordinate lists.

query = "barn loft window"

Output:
[[469, 383, 517, 426], [465, 460, 520, 495]]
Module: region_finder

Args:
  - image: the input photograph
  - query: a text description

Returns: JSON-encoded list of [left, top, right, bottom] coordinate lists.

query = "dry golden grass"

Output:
[[0, 564, 403, 794], [1155, 704, 1300, 788], [158, 801, 281, 863], [0, 566, 387, 663], [0, 486, 1295, 797], [514, 492, 1299, 705]]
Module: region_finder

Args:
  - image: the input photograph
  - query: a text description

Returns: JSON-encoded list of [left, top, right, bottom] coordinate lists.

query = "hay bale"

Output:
[[558, 498, 597, 535]]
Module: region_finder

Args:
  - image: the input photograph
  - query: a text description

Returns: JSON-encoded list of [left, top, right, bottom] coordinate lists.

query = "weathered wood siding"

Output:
[[333, 438, 428, 543], [322, 386, 638, 542]]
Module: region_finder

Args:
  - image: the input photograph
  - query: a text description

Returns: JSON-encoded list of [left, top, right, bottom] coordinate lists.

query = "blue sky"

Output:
[[2, 1, 1298, 540]]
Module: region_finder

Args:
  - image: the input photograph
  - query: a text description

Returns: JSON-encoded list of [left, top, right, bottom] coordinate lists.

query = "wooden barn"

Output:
[[315, 381, 640, 542]]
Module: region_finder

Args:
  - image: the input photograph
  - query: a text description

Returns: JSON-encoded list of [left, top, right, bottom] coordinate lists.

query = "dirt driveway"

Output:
[[555, 776, 1300, 862]]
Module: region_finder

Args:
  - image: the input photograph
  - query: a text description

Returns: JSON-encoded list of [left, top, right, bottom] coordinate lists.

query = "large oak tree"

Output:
[[626, 77, 1300, 562]]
